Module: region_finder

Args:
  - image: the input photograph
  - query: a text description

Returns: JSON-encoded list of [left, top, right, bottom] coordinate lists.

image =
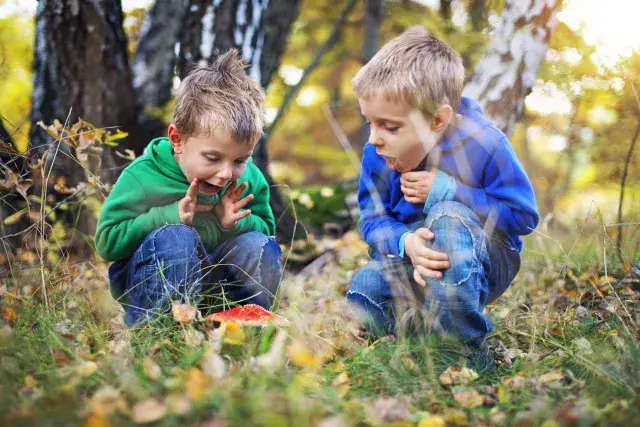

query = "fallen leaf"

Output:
[[183, 328, 205, 347], [143, 356, 162, 381], [2, 307, 17, 321], [439, 366, 479, 386], [172, 303, 197, 325], [0, 324, 14, 347], [76, 361, 98, 377], [131, 398, 167, 424], [84, 412, 110, 427], [572, 337, 593, 355], [418, 415, 446, 427], [288, 340, 321, 369], [364, 396, 412, 423], [452, 386, 484, 409], [201, 349, 226, 380], [90, 386, 127, 416], [186, 368, 209, 401], [331, 371, 350, 398], [539, 371, 565, 384], [166, 393, 192, 415]]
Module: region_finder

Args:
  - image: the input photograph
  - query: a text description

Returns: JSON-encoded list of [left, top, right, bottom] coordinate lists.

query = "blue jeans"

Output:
[[108, 225, 283, 326], [347, 201, 520, 341]]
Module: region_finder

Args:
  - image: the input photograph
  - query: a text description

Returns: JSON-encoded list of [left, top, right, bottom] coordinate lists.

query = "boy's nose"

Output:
[[218, 165, 233, 180], [369, 128, 383, 146]]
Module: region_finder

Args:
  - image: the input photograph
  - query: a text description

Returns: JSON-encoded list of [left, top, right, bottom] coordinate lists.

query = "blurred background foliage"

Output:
[[1, 0, 639, 235]]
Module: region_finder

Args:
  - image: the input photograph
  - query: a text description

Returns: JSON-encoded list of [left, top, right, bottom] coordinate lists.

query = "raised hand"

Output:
[[404, 227, 450, 287], [400, 169, 436, 204], [178, 178, 201, 226], [213, 181, 254, 230]]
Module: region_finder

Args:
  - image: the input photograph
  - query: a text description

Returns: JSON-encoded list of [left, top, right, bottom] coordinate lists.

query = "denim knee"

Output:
[[144, 224, 203, 263], [347, 262, 395, 335], [421, 201, 491, 339], [208, 231, 282, 309]]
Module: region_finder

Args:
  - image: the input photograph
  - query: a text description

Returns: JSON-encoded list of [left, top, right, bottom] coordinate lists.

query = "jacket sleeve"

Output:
[[95, 171, 181, 262], [452, 138, 539, 236]]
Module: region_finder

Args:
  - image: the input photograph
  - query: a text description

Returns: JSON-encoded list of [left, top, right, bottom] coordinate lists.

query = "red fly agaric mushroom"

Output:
[[204, 304, 289, 328]]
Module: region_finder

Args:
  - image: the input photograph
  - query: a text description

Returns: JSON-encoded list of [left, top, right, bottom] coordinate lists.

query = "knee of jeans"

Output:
[[232, 231, 274, 257], [423, 210, 487, 291], [425, 201, 481, 225], [151, 224, 202, 260], [347, 267, 387, 307]]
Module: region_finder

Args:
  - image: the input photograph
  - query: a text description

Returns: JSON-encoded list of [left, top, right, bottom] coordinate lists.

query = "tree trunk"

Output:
[[177, 0, 301, 241], [358, 0, 383, 148], [0, 117, 27, 263], [462, 0, 562, 136], [132, 0, 188, 142], [469, 0, 487, 32], [29, 0, 141, 185]]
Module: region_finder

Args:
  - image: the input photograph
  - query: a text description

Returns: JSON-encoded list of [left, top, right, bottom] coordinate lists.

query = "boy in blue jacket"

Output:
[[347, 26, 539, 370]]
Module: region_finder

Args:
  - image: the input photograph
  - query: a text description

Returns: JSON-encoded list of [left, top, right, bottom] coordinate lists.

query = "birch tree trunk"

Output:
[[29, 0, 140, 184], [462, 0, 562, 136], [132, 0, 187, 141], [177, 0, 301, 240]]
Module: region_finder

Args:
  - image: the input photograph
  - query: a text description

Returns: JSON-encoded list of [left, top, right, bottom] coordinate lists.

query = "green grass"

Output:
[[1, 228, 639, 426]]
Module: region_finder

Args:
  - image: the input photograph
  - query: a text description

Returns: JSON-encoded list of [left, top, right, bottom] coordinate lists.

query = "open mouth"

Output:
[[383, 156, 398, 171], [199, 181, 223, 195]]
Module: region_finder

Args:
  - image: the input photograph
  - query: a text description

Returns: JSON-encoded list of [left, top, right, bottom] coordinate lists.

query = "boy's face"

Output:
[[359, 94, 448, 173], [168, 124, 255, 196]]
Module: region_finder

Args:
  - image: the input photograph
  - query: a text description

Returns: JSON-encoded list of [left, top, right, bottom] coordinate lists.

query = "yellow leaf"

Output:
[[166, 393, 192, 415], [418, 415, 446, 427], [538, 371, 564, 384], [540, 420, 561, 427], [131, 398, 167, 424], [3, 208, 27, 225], [288, 340, 320, 369], [185, 368, 209, 401], [90, 386, 127, 416], [84, 412, 110, 427]]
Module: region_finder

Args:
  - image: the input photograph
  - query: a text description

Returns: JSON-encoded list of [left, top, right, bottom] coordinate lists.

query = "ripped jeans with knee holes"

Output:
[[348, 200, 520, 341]]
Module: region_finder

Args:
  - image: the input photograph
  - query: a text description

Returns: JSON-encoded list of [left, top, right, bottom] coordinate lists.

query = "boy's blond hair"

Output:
[[353, 25, 464, 115], [173, 49, 265, 145]]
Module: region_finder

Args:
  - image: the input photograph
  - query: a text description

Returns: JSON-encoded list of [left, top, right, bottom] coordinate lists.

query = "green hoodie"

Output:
[[95, 138, 275, 262]]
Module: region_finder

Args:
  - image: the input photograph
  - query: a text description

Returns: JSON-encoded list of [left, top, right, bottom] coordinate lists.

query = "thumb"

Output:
[[415, 228, 434, 241]]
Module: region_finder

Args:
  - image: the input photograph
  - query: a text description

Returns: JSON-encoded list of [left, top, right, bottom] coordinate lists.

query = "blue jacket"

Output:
[[358, 97, 539, 256]]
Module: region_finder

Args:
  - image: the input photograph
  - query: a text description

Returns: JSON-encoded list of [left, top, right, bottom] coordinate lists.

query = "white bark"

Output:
[[462, 0, 562, 135]]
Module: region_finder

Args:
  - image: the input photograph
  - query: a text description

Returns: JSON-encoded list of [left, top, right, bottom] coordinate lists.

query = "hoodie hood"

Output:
[[146, 137, 188, 183], [438, 96, 490, 151]]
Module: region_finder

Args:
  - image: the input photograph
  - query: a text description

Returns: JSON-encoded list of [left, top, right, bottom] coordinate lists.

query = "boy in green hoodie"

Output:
[[95, 50, 282, 326]]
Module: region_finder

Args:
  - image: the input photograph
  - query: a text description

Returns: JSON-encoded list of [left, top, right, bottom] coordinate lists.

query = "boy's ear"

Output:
[[168, 124, 184, 154], [430, 105, 454, 132]]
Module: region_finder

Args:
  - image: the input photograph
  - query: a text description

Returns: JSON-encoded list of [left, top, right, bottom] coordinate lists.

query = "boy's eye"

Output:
[[384, 125, 399, 133], [235, 158, 249, 164], [205, 156, 219, 162]]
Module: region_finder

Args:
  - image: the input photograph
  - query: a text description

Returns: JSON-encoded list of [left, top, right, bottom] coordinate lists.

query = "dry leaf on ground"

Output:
[[143, 356, 162, 381], [452, 386, 484, 409], [131, 398, 167, 424], [172, 303, 197, 325], [439, 366, 479, 386]]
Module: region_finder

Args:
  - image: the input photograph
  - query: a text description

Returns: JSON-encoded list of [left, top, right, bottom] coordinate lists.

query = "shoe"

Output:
[[465, 337, 497, 374]]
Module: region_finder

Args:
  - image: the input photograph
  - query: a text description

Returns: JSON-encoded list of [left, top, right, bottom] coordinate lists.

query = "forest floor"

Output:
[[0, 225, 639, 427]]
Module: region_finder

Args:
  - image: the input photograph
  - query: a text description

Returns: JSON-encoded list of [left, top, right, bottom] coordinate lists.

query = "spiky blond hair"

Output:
[[173, 49, 265, 144], [353, 25, 464, 115]]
